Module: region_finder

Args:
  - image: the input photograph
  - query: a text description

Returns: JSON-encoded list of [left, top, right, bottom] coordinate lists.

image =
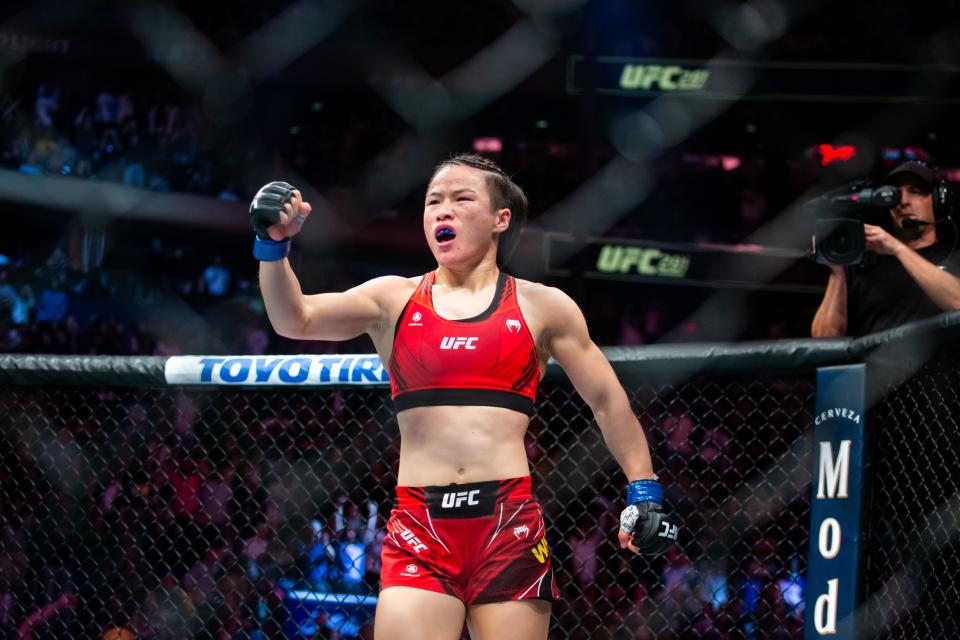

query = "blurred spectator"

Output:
[[94, 88, 119, 125], [364, 528, 387, 589], [661, 401, 696, 458], [697, 557, 730, 611], [34, 84, 59, 128], [777, 556, 806, 622], [116, 93, 135, 124], [197, 464, 236, 531], [34, 273, 68, 324], [331, 498, 378, 595], [122, 135, 147, 188], [203, 254, 231, 297], [170, 454, 204, 521], [12, 284, 34, 326], [0, 265, 18, 327], [566, 496, 614, 604]]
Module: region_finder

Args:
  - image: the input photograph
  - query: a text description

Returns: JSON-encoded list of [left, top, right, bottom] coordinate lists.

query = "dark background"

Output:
[[1, 0, 959, 354]]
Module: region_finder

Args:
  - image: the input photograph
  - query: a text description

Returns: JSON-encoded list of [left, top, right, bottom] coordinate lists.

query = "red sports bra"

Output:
[[388, 271, 540, 416]]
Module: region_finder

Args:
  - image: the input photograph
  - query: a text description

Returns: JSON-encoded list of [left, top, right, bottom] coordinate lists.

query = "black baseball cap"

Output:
[[886, 161, 935, 189]]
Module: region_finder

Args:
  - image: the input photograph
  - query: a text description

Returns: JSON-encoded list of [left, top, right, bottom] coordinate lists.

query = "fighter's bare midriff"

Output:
[[394, 405, 532, 485]]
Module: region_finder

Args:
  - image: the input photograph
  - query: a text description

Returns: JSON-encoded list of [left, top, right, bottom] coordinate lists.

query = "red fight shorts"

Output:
[[380, 476, 559, 604]]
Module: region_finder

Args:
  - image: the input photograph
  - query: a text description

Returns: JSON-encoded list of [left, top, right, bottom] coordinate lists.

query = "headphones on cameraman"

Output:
[[901, 160, 955, 221], [931, 173, 955, 221], [907, 161, 958, 268]]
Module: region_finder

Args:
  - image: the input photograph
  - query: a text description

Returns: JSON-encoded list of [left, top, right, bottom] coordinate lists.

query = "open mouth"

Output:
[[435, 227, 456, 243]]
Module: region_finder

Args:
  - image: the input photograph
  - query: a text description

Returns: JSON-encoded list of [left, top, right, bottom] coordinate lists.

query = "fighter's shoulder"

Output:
[[354, 275, 419, 303], [515, 279, 583, 322]]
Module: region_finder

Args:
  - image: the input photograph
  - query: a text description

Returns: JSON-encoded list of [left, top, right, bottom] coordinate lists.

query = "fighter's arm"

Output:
[[811, 266, 848, 337], [252, 181, 404, 341], [537, 287, 655, 482], [260, 264, 401, 341], [875, 231, 960, 311], [536, 286, 678, 553]]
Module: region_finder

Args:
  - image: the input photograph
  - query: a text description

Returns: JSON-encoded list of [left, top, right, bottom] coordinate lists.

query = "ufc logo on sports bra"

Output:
[[440, 336, 478, 350], [441, 490, 480, 508]]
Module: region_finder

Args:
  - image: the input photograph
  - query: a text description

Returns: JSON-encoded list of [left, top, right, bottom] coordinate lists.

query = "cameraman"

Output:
[[812, 161, 960, 337]]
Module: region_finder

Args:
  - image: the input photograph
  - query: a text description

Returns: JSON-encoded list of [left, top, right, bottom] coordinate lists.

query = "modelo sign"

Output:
[[805, 365, 866, 639]]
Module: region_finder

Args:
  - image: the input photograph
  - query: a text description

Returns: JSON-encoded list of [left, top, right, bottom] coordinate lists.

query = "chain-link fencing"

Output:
[[2, 321, 960, 639], [0, 349, 822, 640], [860, 339, 960, 640]]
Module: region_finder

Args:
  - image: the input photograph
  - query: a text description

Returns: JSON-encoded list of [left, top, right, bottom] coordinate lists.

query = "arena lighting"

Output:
[[721, 155, 741, 171], [818, 144, 857, 166], [882, 148, 901, 161], [902, 146, 928, 161], [881, 146, 931, 164], [472, 136, 503, 152], [680, 153, 742, 171]]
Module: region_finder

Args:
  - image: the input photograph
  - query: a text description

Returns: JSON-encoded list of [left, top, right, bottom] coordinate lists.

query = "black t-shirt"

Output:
[[847, 242, 960, 336]]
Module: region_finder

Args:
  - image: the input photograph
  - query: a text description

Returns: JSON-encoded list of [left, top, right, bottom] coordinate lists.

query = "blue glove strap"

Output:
[[626, 480, 662, 505], [253, 237, 291, 262]]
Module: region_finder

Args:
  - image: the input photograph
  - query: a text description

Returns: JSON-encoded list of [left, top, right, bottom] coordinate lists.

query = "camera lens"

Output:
[[815, 218, 865, 265]]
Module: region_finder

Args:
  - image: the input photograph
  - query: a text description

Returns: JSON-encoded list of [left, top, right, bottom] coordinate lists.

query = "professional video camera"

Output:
[[807, 180, 900, 265]]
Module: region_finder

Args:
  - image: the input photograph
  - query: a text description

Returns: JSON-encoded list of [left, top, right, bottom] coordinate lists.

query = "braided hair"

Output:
[[430, 153, 529, 270]]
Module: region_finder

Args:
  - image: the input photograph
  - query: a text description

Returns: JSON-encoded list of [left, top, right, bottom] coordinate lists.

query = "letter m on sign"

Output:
[[817, 440, 851, 499]]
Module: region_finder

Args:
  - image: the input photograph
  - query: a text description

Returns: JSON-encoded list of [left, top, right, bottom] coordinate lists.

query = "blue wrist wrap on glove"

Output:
[[253, 236, 291, 262], [626, 479, 662, 505]]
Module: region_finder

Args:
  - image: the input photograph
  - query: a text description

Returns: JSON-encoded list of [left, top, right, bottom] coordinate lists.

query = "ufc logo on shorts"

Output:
[[441, 490, 480, 508], [440, 337, 478, 350], [659, 521, 679, 541], [396, 523, 428, 554]]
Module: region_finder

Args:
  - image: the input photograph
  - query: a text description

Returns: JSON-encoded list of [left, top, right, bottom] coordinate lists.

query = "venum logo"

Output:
[[441, 490, 480, 509], [440, 337, 478, 350], [408, 311, 423, 327], [396, 523, 427, 554], [405, 564, 418, 574], [400, 563, 420, 577], [505, 319, 522, 334], [513, 525, 530, 540]]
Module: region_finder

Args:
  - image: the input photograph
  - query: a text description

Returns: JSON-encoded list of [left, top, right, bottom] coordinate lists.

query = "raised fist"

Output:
[[249, 181, 312, 241]]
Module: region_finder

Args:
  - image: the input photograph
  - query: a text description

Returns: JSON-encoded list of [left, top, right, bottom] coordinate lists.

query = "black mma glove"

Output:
[[249, 181, 296, 240], [619, 480, 679, 554]]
